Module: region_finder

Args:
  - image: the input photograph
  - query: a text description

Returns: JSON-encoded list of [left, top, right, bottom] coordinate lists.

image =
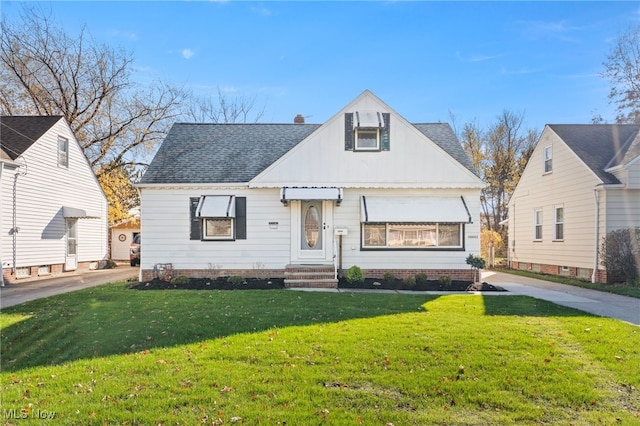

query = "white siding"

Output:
[[1, 119, 107, 270], [140, 186, 481, 272], [252, 92, 483, 189], [508, 127, 601, 269], [627, 160, 640, 188]]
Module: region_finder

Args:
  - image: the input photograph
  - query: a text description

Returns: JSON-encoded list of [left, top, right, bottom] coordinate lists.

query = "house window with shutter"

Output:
[[189, 196, 247, 241], [345, 112, 390, 151]]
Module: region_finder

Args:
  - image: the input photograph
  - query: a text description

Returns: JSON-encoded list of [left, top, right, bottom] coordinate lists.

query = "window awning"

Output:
[[280, 187, 343, 205], [196, 195, 236, 218], [353, 111, 385, 129], [62, 206, 99, 218], [360, 196, 472, 223]]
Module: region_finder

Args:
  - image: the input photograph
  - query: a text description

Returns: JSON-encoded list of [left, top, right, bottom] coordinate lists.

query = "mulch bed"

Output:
[[128, 277, 506, 292]]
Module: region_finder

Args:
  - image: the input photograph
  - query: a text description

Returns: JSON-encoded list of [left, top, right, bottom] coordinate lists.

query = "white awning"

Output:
[[280, 187, 343, 203], [360, 196, 472, 223], [196, 195, 236, 218], [62, 206, 99, 218], [353, 111, 385, 129]]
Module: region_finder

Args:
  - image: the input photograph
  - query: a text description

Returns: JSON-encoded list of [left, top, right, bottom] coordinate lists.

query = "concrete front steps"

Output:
[[284, 264, 338, 288]]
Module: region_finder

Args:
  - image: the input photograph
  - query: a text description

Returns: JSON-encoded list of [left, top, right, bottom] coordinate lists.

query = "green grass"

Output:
[[498, 268, 640, 299], [1, 283, 639, 425]]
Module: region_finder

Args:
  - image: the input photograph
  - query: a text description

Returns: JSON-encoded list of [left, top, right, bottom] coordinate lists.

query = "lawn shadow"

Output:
[[0, 284, 437, 372], [481, 294, 597, 318]]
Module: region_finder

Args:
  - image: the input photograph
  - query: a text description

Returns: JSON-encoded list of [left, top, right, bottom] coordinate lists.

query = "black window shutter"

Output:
[[381, 113, 391, 151], [235, 197, 247, 240], [344, 113, 354, 151], [189, 197, 201, 240]]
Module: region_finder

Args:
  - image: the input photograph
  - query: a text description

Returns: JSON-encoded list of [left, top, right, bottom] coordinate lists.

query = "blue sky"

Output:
[[1, 1, 638, 132]]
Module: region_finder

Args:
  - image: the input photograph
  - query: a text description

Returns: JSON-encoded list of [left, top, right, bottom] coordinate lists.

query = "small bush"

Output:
[[103, 259, 117, 269], [170, 275, 190, 285], [439, 275, 452, 287], [600, 228, 639, 283], [383, 271, 396, 282], [345, 266, 365, 284], [403, 276, 416, 287], [415, 273, 428, 284], [227, 275, 245, 286]]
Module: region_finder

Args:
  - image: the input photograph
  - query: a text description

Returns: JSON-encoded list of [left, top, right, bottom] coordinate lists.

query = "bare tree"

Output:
[[483, 110, 536, 235], [602, 25, 640, 124], [185, 86, 266, 123], [0, 7, 186, 175]]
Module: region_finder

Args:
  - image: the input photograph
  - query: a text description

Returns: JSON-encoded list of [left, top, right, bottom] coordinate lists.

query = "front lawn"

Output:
[[1, 283, 638, 425]]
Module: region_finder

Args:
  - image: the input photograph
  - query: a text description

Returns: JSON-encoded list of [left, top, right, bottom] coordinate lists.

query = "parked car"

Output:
[[130, 234, 140, 266]]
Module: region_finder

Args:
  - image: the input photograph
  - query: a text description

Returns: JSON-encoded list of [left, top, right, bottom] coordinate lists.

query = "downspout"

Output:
[[592, 187, 601, 283]]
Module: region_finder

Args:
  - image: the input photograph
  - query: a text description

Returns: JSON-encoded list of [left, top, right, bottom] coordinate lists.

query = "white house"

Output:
[[138, 91, 485, 286], [0, 116, 108, 283], [506, 124, 640, 283]]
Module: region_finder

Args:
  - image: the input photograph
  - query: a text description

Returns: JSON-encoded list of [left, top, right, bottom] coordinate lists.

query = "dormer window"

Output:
[[345, 111, 390, 152]]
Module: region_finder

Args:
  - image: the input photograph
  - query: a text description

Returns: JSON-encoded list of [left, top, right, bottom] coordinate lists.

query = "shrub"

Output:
[[227, 275, 245, 286], [103, 259, 117, 269], [403, 276, 416, 288], [439, 275, 452, 287], [345, 266, 365, 284], [170, 275, 190, 285], [600, 228, 640, 283], [415, 273, 428, 284], [383, 271, 396, 282]]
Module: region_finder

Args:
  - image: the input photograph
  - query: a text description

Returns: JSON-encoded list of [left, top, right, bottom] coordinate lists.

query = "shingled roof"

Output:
[[141, 121, 478, 185], [549, 124, 640, 185], [0, 116, 63, 160]]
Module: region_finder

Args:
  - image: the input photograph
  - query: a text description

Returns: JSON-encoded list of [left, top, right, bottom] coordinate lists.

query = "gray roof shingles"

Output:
[[1, 116, 63, 160], [549, 124, 640, 185], [141, 121, 478, 184]]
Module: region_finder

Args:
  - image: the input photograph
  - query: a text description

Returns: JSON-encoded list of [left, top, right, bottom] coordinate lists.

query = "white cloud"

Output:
[[182, 48, 195, 59]]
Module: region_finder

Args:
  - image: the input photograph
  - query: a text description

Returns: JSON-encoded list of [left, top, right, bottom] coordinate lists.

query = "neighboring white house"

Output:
[[0, 116, 108, 283], [506, 124, 640, 283], [137, 90, 485, 286]]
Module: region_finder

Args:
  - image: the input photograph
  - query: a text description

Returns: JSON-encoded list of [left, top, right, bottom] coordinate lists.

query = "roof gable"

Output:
[[548, 124, 640, 184], [141, 91, 482, 188], [0, 116, 63, 160]]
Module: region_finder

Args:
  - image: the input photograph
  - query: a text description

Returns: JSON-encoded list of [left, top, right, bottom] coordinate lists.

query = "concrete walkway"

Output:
[[0, 266, 138, 309], [481, 271, 640, 326]]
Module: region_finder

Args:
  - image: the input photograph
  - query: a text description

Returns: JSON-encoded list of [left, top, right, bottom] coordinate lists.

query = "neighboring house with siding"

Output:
[[0, 116, 108, 283], [137, 90, 485, 286], [506, 124, 640, 283]]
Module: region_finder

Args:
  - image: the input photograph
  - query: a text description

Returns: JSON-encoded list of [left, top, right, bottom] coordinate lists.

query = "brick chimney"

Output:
[[294, 114, 305, 124]]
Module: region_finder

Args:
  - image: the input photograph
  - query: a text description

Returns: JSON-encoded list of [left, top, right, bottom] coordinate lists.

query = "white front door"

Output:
[[65, 219, 78, 271], [292, 200, 334, 262]]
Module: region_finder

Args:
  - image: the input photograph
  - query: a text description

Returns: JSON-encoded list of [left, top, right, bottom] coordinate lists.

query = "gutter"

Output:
[[592, 185, 604, 283]]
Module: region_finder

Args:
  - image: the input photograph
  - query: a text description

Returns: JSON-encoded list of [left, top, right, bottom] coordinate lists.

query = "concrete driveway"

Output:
[[0, 266, 138, 309], [483, 271, 640, 326]]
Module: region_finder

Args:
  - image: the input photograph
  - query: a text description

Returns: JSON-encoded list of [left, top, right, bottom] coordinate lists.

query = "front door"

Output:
[[292, 200, 333, 262], [65, 219, 78, 271]]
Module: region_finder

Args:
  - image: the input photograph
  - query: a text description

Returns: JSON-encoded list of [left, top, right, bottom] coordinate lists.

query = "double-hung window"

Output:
[[58, 136, 69, 168], [554, 206, 564, 240], [534, 209, 543, 240], [543, 146, 552, 174]]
